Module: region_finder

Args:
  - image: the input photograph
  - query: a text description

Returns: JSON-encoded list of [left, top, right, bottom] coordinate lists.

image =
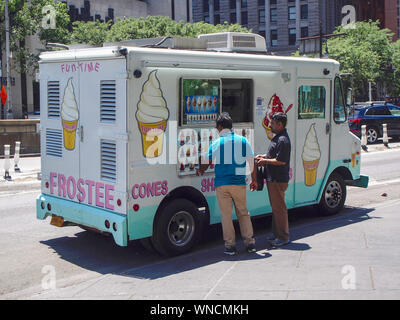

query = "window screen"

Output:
[[298, 85, 326, 119], [222, 79, 253, 123]]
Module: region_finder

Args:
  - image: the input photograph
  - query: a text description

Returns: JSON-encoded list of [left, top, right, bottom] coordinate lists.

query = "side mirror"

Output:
[[346, 88, 353, 106]]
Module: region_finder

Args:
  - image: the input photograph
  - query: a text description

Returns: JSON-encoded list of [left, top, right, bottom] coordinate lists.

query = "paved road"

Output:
[[0, 149, 399, 299]]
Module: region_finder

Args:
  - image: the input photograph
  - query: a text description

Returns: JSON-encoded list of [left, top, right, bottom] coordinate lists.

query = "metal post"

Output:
[[368, 82, 372, 102], [5, 0, 13, 119], [382, 123, 389, 147], [4, 144, 11, 180], [14, 141, 21, 172], [361, 124, 368, 151]]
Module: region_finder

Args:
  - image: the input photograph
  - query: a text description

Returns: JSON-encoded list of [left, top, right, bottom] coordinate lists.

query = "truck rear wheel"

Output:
[[152, 198, 203, 256], [317, 173, 346, 216]]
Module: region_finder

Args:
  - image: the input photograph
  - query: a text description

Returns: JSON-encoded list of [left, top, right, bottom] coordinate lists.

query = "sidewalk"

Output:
[[0, 156, 41, 193], [3, 198, 399, 300]]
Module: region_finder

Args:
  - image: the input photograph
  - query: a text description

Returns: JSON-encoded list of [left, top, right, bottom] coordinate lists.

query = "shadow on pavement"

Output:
[[39, 205, 376, 280]]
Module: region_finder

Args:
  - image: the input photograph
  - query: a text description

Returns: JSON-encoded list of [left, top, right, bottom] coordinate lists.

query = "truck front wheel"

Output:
[[152, 198, 203, 256], [317, 173, 346, 216]]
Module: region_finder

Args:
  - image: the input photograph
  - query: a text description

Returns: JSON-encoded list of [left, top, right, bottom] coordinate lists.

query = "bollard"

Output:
[[382, 124, 389, 147], [4, 145, 12, 180], [14, 141, 21, 172], [361, 125, 368, 151]]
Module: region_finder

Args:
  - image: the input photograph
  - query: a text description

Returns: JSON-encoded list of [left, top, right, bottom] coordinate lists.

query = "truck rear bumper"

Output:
[[36, 194, 128, 246], [345, 175, 369, 188]]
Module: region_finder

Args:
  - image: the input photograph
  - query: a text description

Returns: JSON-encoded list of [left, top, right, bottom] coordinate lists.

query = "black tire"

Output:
[[152, 198, 204, 256], [366, 126, 379, 144], [317, 173, 346, 216]]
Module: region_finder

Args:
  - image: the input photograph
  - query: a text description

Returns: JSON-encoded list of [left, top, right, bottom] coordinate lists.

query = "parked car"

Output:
[[348, 103, 400, 143]]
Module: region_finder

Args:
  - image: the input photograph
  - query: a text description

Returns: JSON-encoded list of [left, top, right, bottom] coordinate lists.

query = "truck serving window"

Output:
[[181, 78, 221, 126], [298, 85, 326, 119], [221, 79, 253, 123], [334, 77, 347, 123]]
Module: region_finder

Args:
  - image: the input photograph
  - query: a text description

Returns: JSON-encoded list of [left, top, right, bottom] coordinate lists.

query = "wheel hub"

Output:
[[167, 211, 195, 247], [325, 181, 342, 209]]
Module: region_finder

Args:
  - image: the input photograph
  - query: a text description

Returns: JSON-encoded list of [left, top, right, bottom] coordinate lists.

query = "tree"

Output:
[[69, 20, 112, 47], [0, 0, 70, 74], [105, 16, 251, 43], [327, 20, 394, 101]]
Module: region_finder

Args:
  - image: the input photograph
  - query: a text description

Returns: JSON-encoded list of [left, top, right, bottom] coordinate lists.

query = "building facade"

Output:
[[193, 0, 334, 55], [1, 0, 193, 119], [193, 0, 400, 55]]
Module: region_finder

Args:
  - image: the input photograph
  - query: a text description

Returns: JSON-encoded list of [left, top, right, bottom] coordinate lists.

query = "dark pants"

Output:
[[267, 181, 289, 242]]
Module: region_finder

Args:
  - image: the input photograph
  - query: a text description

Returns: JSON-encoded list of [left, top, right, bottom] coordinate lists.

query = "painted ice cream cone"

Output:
[[62, 119, 78, 150], [135, 70, 169, 158], [302, 124, 321, 186], [303, 159, 320, 186], [61, 78, 79, 150], [351, 142, 357, 167], [138, 120, 167, 158]]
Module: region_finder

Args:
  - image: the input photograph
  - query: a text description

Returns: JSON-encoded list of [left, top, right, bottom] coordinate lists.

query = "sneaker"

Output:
[[246, 243, 257, 253], [270, 239, 290, 248], [224, 246, 238, 255]]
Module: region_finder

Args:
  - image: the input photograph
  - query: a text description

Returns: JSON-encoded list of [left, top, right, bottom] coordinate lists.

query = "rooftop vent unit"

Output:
[[198, 32, 267, 53]]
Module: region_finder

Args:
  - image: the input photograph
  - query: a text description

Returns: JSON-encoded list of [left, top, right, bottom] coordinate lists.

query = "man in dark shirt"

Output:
[[255, 112, 291, 247]]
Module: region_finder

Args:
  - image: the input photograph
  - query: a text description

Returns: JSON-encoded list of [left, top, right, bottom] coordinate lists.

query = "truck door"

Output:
[[78, 58, 128, 215], [40, 63, 81, 200], [295, 79, 331, 205]]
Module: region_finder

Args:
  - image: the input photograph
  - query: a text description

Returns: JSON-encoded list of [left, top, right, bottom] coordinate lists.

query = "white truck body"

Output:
[[37, 36, 367, 255]]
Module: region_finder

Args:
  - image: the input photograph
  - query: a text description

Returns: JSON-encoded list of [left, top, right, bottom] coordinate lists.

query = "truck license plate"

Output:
[[50, 216, 65, 227]]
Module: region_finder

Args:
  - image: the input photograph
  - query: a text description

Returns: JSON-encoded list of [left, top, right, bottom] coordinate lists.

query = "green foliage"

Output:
[[327, 20, 394, 100], [69, 20, 112, 46], [0, 0, 70, 74], [105, 16, 250, 42]]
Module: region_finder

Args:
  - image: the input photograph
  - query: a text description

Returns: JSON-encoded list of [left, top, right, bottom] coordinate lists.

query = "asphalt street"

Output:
[[0, 146, 399, 300]]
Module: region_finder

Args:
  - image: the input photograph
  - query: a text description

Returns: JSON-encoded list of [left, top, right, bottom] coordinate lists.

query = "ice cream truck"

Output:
[[37, 32, 368, 256]]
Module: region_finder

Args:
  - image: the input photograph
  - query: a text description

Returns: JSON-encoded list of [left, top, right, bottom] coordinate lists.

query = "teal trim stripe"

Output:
[[36, 194, 128, 246]]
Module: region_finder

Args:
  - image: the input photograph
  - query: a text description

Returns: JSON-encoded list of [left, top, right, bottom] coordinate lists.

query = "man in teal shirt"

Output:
[[197, 113, 258, 255]]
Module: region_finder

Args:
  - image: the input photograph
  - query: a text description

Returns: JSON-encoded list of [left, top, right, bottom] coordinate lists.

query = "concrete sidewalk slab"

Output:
[[8, 199, 398, 300]]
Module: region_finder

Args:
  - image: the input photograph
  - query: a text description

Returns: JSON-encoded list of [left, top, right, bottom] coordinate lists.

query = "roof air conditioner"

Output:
[[198, 32, 267, 53]]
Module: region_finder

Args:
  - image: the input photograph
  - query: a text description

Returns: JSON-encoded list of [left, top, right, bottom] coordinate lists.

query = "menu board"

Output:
[[182, 79, 220, 125]]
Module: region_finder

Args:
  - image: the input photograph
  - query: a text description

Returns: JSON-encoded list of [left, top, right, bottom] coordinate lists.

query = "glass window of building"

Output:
[[203, 0, 209, 13], [270, 0, 277, 5], [214, 0, 220, 11], [230, 12, 237, 23], [301, 4, 308, 19], [241, 0, 248, 8], [270, 8, 277, 22], [288, 6, 296, 20], [259, 9, 265, 23], [215, 14, 220, 25], [289, 28, 296, 45], [271, 29, 278, 47], [258, 0, 265, 6], [301, 26, 308, 38], [230, 0, 236, 10], [242, 11, 248, 25]]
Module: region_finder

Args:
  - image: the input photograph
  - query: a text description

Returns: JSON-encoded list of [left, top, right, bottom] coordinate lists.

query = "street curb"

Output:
[[0, 180, 41, 193]]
